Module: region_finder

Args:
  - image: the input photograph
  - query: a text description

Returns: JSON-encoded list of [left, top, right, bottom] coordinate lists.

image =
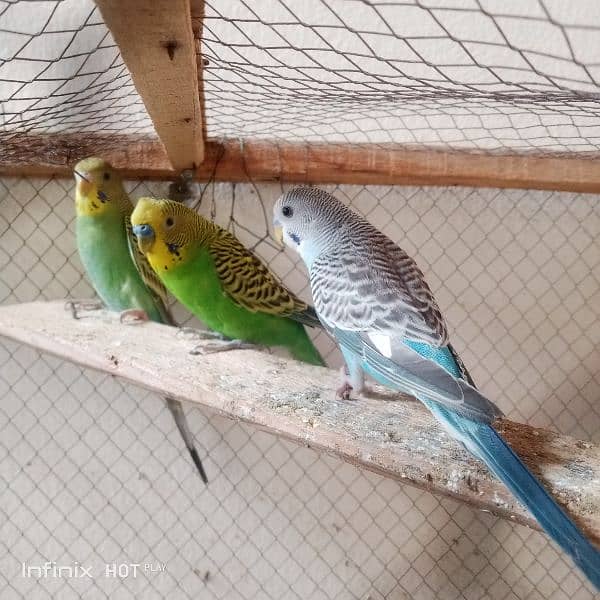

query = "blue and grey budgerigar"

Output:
[[273, 186, 600, 589]]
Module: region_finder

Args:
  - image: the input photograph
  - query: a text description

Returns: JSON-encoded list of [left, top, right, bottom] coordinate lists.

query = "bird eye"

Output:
[[282, 206, 293, 218], [103, 172, 110, 181], [165, 216, 174, 228]]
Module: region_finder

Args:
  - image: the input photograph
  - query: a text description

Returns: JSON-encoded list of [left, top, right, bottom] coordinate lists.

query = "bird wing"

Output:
[[125, 215, 175, 326], [209, 229, 322, 328], [334, 327, 501, 422], [311, 226, 448, 346]]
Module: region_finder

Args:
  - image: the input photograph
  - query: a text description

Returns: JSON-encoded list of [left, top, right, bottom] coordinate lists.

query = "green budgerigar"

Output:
[[130, 197, 325, 366], [73, 157, 208, 483]]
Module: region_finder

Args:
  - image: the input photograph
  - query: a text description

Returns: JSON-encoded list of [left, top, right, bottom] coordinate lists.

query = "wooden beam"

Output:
[[190, 0, 207, 146], [94, 0, 204, 170], [1, 132, 600, 193], [1, 300, 599, 546]]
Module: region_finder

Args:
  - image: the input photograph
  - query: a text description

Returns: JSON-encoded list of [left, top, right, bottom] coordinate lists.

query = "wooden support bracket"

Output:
[[94, 0, 204, 170], [0, 301, 599, 547]]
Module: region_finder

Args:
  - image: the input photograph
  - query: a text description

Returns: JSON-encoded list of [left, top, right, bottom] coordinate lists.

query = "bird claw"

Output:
[[190, 339, 261, 355], [336, 366, 357, 400], [119, 309, 150, 324], [336, 382, 353, 400], [177, 327, 227, 342], [64, 299, 103, 319]]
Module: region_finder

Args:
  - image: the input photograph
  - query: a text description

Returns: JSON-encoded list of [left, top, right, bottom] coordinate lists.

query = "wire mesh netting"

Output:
[[1, 177, 599, 599], [202, 0, 600, 152], [2, 0, 600, 155], [0, 0, 152, 136]]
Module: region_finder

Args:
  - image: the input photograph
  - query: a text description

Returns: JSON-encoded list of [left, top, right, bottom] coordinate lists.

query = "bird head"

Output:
[[273, 187, 346, 268], [131, 197, 201, 257], [73, 156, 127, 217]]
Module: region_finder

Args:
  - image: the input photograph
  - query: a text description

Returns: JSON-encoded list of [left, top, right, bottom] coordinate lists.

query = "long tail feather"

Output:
[[424, 400, 600, 589], [336, 330, 600, 588], [165, 397, 208, 484], [187, 445, 209, 485]]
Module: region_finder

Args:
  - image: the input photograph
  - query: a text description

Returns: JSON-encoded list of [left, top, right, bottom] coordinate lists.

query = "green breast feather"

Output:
[[76, 214, 167, 324], [161, 241, 324, 366]]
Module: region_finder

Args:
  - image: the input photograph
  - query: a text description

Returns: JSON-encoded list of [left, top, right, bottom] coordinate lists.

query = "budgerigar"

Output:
[[73, 157, 208, 484], [129, 197, 324, 366], [273, 186, 600, 588]]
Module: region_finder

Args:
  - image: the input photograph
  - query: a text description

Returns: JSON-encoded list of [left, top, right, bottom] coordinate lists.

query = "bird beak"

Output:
[[73, 170, 90, 183], [74, 170, 93, 194], [273, 221, 284, 247]]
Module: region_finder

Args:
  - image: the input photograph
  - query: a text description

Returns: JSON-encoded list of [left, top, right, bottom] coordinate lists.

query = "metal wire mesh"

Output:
[[0, 0, 153, 135], [2, 0, 600, 155], [202, 0, 600, 152], [1, 177, 599, 599]]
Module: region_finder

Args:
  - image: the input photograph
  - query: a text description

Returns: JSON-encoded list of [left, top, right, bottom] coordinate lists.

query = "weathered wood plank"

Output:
[[94, 0, 204, 170], [190, 0, 207, 147], [1, 132, 600, 193], [0, 300, 599, 546]]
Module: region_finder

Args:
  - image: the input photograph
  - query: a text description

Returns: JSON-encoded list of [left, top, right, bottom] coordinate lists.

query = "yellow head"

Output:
[[131, 197, 213, 272], [73, 156, 130, 217]]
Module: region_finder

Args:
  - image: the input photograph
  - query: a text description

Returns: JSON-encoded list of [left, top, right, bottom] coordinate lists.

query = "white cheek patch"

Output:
[[368, 332, 392, 358]]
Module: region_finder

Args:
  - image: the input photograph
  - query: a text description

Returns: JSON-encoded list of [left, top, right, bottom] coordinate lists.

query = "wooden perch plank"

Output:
[[0, 301, 599, 546], [1, 132, 600, 193], [95, 0, 204, 170]]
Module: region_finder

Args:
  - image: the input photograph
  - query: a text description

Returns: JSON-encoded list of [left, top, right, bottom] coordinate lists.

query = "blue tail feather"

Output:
[[406, 339, 600, 588], [424, 400, 600, 589], [345, 335, 600, 588]]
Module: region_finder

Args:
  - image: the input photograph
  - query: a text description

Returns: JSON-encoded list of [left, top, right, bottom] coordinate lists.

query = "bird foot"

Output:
[[177, 327, 228, 342], [119, 309, 150, 324], [336, 382, 353, 400], [190, 339, 261, 356], [336, 366, 354, 400], [64, 299, 103, 319]]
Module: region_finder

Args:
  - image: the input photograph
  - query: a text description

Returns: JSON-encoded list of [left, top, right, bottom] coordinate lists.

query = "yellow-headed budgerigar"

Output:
[[272, 186, 600, 588], [129, 197, 324, 366], [73, 157, 208, 484]]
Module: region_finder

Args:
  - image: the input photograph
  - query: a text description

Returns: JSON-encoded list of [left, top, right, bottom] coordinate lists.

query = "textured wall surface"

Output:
[[1, 177, 599, 599]]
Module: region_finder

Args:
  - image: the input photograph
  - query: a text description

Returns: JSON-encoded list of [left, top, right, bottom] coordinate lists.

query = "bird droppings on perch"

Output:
[[0, 300, 599, 547]]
